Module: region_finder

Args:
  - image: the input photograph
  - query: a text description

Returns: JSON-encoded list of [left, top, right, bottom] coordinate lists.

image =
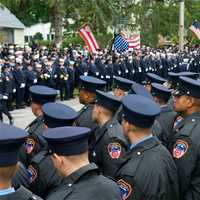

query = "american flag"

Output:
[[113, 34, 129, 53], [79, 24, 99, 54], [190, 20, 200, 39], [126, 35, 141, 50]]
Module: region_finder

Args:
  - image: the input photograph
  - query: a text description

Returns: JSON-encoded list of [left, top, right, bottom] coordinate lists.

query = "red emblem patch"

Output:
[[173, 140, 188, 159], [107, 143, 121, 159], [25, 137, 35, 154]]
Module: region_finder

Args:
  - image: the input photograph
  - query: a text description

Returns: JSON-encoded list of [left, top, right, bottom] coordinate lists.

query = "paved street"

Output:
[[3, 98, 83, 129]]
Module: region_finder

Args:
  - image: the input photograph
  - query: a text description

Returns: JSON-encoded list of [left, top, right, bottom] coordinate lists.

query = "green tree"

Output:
[[33, 32, 43, 41], [0, 0, 121, 47], [1, 0, 200, 47]]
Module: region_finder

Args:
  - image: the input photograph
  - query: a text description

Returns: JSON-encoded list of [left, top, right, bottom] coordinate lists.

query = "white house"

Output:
[[0, 6, 25, 46], [24, 23, 54, 42]]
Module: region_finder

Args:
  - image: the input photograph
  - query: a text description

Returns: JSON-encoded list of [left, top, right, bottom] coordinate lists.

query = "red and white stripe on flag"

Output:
[[79, 24, 99, 54], [126, 35, 141, 50], [190, 25, 200, 40]]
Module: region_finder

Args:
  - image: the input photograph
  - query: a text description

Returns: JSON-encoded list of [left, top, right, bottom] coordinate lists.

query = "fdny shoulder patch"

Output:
[[28, 165, 38, 183], [173, 139, 188, 159], [117, 179, 132, 200], [107, 142, 121, 159], [25, 137, 35, 154]]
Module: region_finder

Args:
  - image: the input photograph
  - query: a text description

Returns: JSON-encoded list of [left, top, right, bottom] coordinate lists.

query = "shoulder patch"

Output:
[[107, 142, 121, 159], [173, 116, 183, 131], [28, 165, 38, 183], [25, 137, 36, 154], [117, 179, 132, 200], [173, 139, 188, 159]]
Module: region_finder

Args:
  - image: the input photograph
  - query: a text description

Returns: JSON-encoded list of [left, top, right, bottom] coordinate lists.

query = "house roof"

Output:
[[0, 6, 25, 29]]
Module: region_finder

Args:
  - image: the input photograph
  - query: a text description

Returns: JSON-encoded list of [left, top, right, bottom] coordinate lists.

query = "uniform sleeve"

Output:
[[28, 156, 62, 197], [18, 144, 29, 165], [170, 136, 197, 198], [184, 147, 200, 200], [101, 138, 127, 177], [151, 119, 162, 138], [151, 120, 170, 147], [12, 162, 30, 189]]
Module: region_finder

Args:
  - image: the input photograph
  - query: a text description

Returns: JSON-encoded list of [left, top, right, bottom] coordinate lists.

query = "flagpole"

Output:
[[179, 0, 185, 51]]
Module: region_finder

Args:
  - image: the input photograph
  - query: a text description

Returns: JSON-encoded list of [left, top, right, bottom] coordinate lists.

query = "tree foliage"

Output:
[[123, 0, 200, 46]]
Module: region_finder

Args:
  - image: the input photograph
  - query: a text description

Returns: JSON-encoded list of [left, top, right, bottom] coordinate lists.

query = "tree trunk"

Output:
[[52, 1, 63, 48]]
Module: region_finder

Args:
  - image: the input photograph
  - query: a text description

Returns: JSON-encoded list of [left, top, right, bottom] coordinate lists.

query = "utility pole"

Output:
[[179, 0, 185, 51]]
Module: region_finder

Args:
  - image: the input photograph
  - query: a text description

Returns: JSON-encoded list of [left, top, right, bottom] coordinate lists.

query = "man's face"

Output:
[[28, 65, 32, 71], [122, 119, 130, 137], [92, 104, 100, 123], [51, 154, 65, 177], [5, 67, 10, 72], [31, 102, 41, 117], [145, 84, 152, 93], [44, 61, 48, 66], [173, 95, 190, 113], [79, 89, 87, 104], [113, 88, 125, 99], [59, 60, 64, 66]]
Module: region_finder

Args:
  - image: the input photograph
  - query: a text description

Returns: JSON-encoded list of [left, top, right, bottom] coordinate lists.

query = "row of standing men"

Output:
[[1, 48, 200, 122], [1, 69, 200, 200]]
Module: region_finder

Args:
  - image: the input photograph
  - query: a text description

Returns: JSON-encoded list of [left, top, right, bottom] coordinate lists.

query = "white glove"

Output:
[[20, 83, 25, 88], [84, 72, 88, 76], [125, 69, 128, 73], [96, 72, 99, 76], [64, 77, 68, 81], [138, 67, 142, 73], [106, 75, 110, 79], [118, 71, 121, 75], [54, 74, 57, 78], [3, 95, 8, 100], [13, 89, 16, 93], [33, 79, 37, 83], [101, 75, 104, 79]]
